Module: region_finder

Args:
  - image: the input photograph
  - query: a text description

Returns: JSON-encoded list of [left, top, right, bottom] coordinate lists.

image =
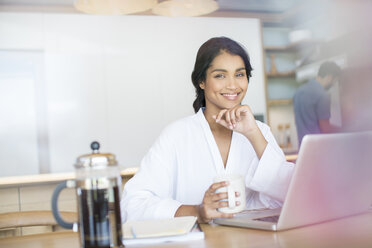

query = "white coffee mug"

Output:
[[213, 174, 246, 214]]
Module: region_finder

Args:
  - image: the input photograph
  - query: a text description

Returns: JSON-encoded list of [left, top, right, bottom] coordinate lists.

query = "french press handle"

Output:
[[51, 180, 78, 231]]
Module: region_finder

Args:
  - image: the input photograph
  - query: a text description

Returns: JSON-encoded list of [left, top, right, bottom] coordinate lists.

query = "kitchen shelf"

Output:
[[268, 99, 293, 106], [264, 39, 319, 53], [267, 70, 295, 78]]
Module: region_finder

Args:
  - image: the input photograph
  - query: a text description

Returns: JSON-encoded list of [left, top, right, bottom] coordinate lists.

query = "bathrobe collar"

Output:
[[196, 108, 236, 174]]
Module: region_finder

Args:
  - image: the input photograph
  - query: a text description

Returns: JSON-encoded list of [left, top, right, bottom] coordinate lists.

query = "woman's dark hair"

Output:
[[191, 36, 253, 113]]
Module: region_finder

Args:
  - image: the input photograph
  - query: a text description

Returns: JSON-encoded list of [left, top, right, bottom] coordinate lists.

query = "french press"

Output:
[[52, 141, 123, 248]]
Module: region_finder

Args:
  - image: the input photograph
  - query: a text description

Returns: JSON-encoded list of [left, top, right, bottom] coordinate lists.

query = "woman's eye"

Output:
[[214, 74, 225, 79], [236, 72, 245, 77]]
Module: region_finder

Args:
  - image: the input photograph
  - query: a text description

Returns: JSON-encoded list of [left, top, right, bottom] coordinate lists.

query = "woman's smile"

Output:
[[220, 92, 241, 101]]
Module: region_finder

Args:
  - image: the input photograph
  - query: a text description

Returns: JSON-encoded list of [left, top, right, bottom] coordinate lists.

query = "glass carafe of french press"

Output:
[[52, 141, 123, 248]]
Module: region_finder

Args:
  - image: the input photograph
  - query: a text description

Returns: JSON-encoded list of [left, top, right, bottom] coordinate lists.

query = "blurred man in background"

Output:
[[293, 61, 341, 147]]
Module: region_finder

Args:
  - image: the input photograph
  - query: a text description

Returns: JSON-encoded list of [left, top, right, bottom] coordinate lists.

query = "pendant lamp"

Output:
[[152, 0, 219, 17], [74, 0, 158, 15]]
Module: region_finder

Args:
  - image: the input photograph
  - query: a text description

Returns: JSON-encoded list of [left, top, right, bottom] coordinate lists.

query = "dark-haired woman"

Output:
[[121, 37, 294, 224]]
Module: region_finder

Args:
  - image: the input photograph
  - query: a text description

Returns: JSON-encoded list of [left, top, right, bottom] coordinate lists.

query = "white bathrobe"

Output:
[[121, 109, 294, 222]]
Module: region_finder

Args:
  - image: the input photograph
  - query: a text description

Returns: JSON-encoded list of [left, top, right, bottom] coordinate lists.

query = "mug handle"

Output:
[[227, 185, 236, 209], [51, 180, 77, 230]]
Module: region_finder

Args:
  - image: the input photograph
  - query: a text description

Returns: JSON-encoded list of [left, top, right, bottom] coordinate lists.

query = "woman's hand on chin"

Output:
[[212, 105, 259, 137], [213, 105, 268, 159]]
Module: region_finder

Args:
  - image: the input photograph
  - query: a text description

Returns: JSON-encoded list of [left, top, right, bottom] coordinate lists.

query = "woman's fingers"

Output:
[[200, 210, 233, 223], [211, 192, 228, 201], [206, 205, 233, 218], [214, 105, 259, 133], [212, 197, 241, 208], [230, 109, 237, 128], [215, 106, 246, 130], [215, 109, 227, 123], [209, 208, 235, 219], [203, 181, 228, 204], [209, 200, 228, 209], [200, 192, 240, 222], [235, 106, 250, 120], [208, 181, 228, 192], [215, 110, 233, 129], [235, 107, 242, 122], [200, 180, 240, 223], [225, 111, 232, 128]]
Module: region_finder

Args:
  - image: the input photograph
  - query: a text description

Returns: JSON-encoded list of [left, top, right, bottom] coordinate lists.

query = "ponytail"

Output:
[[192, 87, 205, 113]]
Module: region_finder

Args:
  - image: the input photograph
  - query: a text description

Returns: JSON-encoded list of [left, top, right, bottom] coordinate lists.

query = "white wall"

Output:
[[0, 13, 265, 175], [0, 51, 40, 176]]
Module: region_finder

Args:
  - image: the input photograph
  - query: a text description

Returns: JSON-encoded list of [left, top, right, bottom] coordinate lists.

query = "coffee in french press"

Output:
[[52, 141, 124, 248]]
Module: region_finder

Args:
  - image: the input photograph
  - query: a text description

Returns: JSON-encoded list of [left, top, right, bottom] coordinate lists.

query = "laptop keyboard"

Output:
[[253, 215, 280, 223]]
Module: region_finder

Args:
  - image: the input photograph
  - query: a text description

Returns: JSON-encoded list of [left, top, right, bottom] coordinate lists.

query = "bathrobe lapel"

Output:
[[196, 109, 236, 175]]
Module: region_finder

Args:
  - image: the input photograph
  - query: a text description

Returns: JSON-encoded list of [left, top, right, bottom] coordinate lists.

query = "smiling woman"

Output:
[[200, 52, 249, 111], [121, 37, 294, 224], [199, 51, 248, 107], [191, 37, 252, 113]]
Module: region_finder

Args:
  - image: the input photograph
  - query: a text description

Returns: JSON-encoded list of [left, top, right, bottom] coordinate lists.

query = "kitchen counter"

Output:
[[0, 167, 138, 228], [0, 167, 138, 188]]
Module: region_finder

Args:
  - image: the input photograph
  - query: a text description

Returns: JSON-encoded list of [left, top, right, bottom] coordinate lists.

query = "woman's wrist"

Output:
[[175, 204, 205, 223], [243, 127, 268, 159], [242, 125, 261, 141], [196, 204, 206, 223]]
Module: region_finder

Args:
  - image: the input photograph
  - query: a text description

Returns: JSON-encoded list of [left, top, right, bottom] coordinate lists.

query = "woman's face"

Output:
[[200, 51, 248, 113]]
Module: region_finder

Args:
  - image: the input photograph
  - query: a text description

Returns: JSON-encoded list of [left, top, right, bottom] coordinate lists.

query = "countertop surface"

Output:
[[1, 211, 372, 248], [0, 167, 138, 188]]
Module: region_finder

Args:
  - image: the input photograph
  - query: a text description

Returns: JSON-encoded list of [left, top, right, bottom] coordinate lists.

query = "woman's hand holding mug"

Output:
[[198, 174, 246, 223]]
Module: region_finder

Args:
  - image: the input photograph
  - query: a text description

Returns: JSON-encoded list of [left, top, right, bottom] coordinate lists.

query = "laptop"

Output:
[[214, 131, 372, 231]]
